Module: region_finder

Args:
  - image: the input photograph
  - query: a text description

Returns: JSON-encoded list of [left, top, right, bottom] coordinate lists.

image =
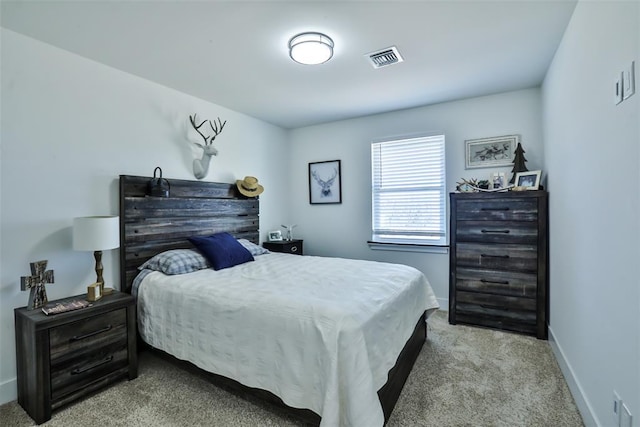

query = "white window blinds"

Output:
[[371, 134, 446, 246]]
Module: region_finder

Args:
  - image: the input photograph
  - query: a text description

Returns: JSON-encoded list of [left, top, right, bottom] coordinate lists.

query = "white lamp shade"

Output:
[[73, 216, 120, 251], [289, 32, 334, 65]]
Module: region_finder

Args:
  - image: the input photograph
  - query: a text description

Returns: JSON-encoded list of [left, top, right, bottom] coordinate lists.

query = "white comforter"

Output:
[[136, 252, 439, 427]]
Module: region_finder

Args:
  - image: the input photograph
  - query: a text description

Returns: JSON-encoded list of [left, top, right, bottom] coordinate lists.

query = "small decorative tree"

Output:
[[509, 142, 528, 184]]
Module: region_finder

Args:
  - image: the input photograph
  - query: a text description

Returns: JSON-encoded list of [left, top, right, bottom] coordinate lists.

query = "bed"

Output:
[[119, 174, 439, 426]]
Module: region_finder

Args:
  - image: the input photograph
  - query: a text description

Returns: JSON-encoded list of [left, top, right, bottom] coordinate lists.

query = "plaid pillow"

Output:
[[238, 239, 270, 256], [139, 249, 210, 275]]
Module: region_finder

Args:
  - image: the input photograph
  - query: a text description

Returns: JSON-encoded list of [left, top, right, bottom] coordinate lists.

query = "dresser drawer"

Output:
[[456, 242, 537, 271], [456, 198, 538, 221], [456, 290, 536, 311], [456, 220, 538, 244], [50, 309, 127, 363], [454, 303, 537, 335], [456, 267, 537, 298]]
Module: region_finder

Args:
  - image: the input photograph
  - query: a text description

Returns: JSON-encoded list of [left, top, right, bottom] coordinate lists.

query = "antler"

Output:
[[325, 168, 338, 186], [314, 168, 337, 185], [189, 114, 210, 147], [189, 114, 227, 147], [208, 117, 227, 141], [311, 170, 325, 186]]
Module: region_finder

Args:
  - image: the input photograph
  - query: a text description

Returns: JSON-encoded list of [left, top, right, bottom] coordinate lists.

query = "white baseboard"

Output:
[[0, 377, 17, 406], [436, 297, 448, 311], [548, 325, 599, 427]]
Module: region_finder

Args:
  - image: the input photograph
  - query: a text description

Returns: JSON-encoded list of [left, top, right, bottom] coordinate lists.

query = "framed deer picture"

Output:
[[309, 160, 342, 204]]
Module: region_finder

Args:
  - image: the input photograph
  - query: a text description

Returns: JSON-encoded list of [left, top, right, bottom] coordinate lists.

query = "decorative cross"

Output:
[[21, 260, 54, 310]]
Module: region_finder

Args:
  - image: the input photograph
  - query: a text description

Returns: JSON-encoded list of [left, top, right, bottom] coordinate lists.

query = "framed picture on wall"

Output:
[[465, 135, 519, 169], [309, 160, 342, 204]]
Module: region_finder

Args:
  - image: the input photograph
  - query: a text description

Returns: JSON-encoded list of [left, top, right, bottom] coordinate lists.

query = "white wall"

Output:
[[0, 29, 290, 404], [542, 1, 639, 426], [288, 89, 544, 305]]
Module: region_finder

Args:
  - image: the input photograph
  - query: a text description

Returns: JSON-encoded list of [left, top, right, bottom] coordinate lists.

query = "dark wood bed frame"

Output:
[[119, 174, 426, 425]]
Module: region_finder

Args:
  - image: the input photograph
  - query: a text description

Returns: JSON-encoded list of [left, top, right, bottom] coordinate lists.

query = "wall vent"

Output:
[[366, 46, 404, 69]]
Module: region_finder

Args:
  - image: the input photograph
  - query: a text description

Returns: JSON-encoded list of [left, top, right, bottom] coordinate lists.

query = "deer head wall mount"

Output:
[[188, 113, 227, 180]]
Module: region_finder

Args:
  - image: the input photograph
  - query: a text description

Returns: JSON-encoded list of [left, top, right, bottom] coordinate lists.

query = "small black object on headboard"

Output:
[[120, 174, 259, 293], [147, 167, 170, 198]]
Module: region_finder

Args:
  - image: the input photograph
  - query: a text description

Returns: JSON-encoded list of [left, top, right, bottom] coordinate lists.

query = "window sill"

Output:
[[367, 241, 449, 254]]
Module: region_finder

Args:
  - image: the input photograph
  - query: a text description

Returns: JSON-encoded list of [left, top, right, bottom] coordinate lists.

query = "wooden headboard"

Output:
[[119, 175, 259, 293]]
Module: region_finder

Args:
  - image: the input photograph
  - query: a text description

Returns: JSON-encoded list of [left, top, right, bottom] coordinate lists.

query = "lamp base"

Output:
[[102, 287, 115, 296]]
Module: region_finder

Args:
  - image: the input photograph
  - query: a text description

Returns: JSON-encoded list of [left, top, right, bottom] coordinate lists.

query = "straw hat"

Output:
[[236, 176, 264, 197]]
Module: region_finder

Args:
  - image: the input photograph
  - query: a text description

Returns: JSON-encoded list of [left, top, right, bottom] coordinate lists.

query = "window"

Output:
[[371, 134, 447, 247]]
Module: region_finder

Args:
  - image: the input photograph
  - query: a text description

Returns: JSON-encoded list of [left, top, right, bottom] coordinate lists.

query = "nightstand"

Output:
[[14, 291, 137, 424], [263, 239, 304, 255]]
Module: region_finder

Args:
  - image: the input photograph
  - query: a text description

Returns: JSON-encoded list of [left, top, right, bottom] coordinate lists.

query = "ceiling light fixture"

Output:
[[289, 32, 334, 65]]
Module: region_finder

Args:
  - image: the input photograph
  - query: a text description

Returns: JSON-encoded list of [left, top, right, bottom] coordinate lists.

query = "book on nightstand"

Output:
[[41, 299, 92, 315]]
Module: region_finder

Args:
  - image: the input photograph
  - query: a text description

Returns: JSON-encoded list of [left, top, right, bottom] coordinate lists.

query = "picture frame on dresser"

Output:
[[515, 170, 542, 190], [490, 172, 506, 190]]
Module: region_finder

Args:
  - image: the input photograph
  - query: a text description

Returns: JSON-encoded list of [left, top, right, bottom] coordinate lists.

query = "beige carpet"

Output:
[[1, 311, 583, 426]]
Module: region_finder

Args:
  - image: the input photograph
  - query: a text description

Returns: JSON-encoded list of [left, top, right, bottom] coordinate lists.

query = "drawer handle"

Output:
[[480, 279, 510, 285], [71, 355, 113, 375], [481, 207, 510, 211], [481, 254, 510, 259], [478, 304, 509, 311], [481, 229, 510, 234], [70, 325, 112, 342], [290, 246, 298, 252]]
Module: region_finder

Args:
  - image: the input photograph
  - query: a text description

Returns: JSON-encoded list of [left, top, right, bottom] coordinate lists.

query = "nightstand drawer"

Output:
[[284, 242, 302, 254], [263, 240, 303, 255], [50, 345, 129, 402], [50, 309, 127, 363]]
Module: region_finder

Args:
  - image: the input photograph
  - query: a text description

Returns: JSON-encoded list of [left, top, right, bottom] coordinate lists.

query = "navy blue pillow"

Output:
[[188, 232, 254, 271]]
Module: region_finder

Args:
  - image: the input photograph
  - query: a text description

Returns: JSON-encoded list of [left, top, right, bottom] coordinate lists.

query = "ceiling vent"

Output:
[[366, 46, 404, 69]]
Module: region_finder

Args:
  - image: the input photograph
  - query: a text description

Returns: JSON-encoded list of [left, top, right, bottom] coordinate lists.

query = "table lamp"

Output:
[[73, 216, 120, 295]]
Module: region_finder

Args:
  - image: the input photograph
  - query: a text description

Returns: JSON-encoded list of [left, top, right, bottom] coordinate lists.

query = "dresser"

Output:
[[14, 291, 137, 424], [449, 191, 548, 339], [263, 239, 303, 255]]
